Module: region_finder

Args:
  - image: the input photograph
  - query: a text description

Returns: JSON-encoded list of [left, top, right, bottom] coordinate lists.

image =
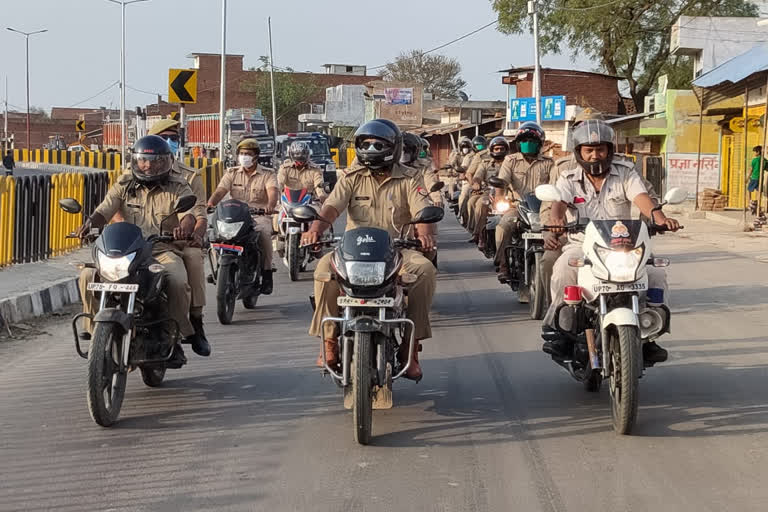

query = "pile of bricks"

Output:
[[698, 188, 729, 211]]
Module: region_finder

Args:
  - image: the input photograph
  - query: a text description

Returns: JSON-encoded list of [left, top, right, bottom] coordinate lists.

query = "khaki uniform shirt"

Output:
[[326, 162, 432, 240], [94, 174, 203, 241], [447, 150, 461, 172], [498, 152, 555, 199], [459, 152, 474, 173], [217, 164, 278, 209], [554, 153, 658, 201], [472, 157, 504, 186], [466, 149, 490, 182], [277, 161, 326, 199]]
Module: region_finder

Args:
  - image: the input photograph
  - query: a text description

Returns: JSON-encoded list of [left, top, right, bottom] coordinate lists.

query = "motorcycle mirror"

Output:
[[487, 176, 506, 189], [663, 187, 688, 205], [173, 195, 197, 214], [430, 181, 445, 193], [291, 205, 320, 223], [535, 184, 562, 203], [58, 198, 82, 214], [410, 205, 444, 225]]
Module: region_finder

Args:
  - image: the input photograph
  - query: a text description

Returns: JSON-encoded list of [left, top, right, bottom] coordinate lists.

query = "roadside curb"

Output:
[[0, 278, 81, 332]]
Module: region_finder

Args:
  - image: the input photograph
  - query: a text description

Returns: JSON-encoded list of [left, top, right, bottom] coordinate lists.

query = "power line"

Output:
[[126, 84, 163, 97], [68, 81, 119, 107]]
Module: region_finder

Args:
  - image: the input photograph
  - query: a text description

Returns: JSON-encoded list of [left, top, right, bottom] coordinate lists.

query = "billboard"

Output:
[[666, 153, 721, 198], [510, 96, 566, 122], [384, 88, 413, 105]]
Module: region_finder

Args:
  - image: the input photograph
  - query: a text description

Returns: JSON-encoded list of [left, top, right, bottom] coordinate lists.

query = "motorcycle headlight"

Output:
[[527, 212, 542, 231], [344, 261, 386, 286], [494, 201, 510, 213], [96, 250, 136, 281], [217, 220, 244, 240], [594, 244, 644, 283]]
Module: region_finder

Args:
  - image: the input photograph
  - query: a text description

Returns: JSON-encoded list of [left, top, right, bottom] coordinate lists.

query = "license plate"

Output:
[[337, 296, 395, 307], [591, 281, 648, 294], [211, 243, 243, 254], [522, 232, 544, 240], [87, 282, 139, 293]]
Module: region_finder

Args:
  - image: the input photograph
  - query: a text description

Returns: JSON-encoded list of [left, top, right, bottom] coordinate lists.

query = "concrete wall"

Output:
[[324, 85, 366, 126]]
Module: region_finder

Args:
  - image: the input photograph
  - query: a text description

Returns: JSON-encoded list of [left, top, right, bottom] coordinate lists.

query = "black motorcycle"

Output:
[[59, 195, 197, 427], [207, 199, 270, 324], [488, 177, 548, 319], [293, 204, 444, 445]]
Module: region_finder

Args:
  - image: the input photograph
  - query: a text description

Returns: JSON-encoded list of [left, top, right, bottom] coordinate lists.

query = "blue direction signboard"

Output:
[[510, 96, 566, 122]]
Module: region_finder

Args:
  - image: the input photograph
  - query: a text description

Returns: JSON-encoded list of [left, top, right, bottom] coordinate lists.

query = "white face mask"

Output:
[[238, 155, 255, 168], [461, 148, 470, 155]]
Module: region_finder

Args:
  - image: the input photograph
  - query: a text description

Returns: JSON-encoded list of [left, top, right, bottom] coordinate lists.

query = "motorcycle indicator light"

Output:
[[568, 257, 585, 267], [564, 286, 583, 304], [148, 263, 164, 273], [652, 257, 670, 267]]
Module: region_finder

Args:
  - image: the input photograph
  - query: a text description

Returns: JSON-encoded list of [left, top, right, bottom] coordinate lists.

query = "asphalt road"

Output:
[[2, 213, 768, 511]]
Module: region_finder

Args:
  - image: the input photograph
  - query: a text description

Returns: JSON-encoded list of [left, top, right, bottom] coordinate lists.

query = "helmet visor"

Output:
[[131, 153, 172, 179]]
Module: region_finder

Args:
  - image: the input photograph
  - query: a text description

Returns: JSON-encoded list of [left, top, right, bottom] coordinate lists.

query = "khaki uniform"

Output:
[[542, 163, 668, 329], [494, 153, 554, 271], [470, 157, 504, 238], [465, 152, 495, 234], [415, 156, 443, 206], [309, 163, 436, 340], [173, 162, 207, 316], [79, 174, 205, 337], [457, 151, 476, 213], [277, 160, 326, 200], [216, 164, 277, 270]]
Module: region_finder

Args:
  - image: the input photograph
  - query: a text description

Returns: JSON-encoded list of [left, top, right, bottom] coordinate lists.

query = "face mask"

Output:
[[238, 155, 255, 168], [461, 148, 470, 155], [166, 139, 179, 155], [519, 141, 540, 155], [419, 150, 427, 159], [475, 145, 485, 152]]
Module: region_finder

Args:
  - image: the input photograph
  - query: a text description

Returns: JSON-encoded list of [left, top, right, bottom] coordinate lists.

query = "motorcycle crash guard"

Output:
[[343, 315, 383, 334], [602, 307, 638, 328], [92, 307, 133, 334]]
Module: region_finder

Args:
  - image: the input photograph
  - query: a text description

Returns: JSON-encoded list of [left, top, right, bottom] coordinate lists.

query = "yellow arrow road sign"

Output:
[[76, 120, 85, 132], [168, 69, 197, 104]]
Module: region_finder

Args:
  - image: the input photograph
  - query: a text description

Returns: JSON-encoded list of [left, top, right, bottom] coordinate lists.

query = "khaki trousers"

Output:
[[181, 245, 206, 315], [253, 216, 273, 269], [494, 209, 519, 270], [309, 249, 436, 340], [466, 194, 483, 234]]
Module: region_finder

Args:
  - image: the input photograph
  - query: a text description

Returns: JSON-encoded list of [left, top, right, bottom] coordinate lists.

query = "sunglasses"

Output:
[[161, 134, 180, 143], [359, 140, 389, 151]]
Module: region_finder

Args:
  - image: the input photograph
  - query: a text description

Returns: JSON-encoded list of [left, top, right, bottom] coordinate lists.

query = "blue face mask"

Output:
[[166, 139, 179, 155]]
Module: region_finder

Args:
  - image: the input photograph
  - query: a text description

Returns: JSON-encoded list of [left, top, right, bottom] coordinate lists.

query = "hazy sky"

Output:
[[2, 0, 592, 112]]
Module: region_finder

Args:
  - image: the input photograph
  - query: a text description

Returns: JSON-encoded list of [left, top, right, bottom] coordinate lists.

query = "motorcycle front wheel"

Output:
[[352, 332, 374, 445], [528, 252, 547, 320], [288, 233, 301, 282], [609, 325, 640, 434], [87, 323, 127, 427], [216, 264, 238, 324]]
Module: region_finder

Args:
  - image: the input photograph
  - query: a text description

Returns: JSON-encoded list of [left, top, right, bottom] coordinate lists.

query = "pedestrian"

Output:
[[2, 150, 14, 177], [748, 146, 768, 212]]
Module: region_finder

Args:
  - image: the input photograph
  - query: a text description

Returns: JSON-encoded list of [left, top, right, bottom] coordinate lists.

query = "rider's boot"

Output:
[[397, 341, 423, 382], [643, 341, 668, 363], [189, 315, 211, 356], [316, 338, 339, 368], [261, 269, 274, 295], [166, 343, 187, 368]]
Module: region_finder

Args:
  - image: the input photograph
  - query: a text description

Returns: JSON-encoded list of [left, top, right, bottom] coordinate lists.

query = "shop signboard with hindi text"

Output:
[[665, 153, 720, 198]]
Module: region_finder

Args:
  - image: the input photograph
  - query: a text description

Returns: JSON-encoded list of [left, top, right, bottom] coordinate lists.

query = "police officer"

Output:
[[416, 137, 443, 206], [207, 138, 278, 295], [494, 122, 554, 287], [277, 140, 327, 200], [148, 118, 210, 356], [458, 135, 488, 227], [76, 135, 207, 364], [470, 136, 510, 250], [542, 119, 680, 362], [302, 119, 437, 381]]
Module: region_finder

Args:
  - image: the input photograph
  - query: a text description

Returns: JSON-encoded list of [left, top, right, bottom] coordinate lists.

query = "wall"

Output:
[[505, 69, 622, 115], [324, 85, 366, 126], [365, 81, 424, 129]]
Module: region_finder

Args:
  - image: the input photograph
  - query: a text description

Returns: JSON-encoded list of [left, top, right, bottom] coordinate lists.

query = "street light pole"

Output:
[[6, 27, 47, 150], [528, 0, 542, 126], [107, 0, 149, 168], [219, 0, 227, 161]]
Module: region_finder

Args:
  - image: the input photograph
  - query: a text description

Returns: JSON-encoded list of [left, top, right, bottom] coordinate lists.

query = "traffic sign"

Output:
[[510, 96, 567, 122], [170, 111, 180, 121], [168, 69, 197, 104], [75, 120, 85, 132]]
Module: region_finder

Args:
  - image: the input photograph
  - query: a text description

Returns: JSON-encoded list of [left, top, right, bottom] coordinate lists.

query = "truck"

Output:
[[274, 132, 338, 190], [186, 108, 274, 167]]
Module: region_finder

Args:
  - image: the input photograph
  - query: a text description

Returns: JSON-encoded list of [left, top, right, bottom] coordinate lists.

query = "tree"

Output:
[[381, 50, 467, 99], [492, 0, 758, 107], [242, 57, 320, 132]]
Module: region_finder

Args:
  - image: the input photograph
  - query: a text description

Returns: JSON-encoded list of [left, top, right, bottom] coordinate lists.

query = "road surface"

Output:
[[1, 214, 767, 511]]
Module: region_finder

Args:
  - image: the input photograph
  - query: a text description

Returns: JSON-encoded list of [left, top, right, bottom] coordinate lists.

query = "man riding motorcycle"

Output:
[[207, 138, 278, 295], [76, 135, 207, 364], [494, 122, 555, 286], [541, 119, 680, 363], [459, 135, 488, 227], [277, 140, 327, 202], [302, 119, 437, 381], [470, 136, 510, 250], [416, 137, 443, 207]]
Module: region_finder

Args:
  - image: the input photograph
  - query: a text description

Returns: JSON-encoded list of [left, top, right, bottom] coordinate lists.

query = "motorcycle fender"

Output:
[[92, 307, 132, 334], [602, 308, 638, 328], [218, 253, 239, 267], [287, 227, 301, 235], [344, 316, 383, 333]]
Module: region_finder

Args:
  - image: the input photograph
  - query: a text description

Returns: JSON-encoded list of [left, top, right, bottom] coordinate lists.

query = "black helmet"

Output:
[[572, 119, 616, 176], [131, 135, 173, 184], [458, 136, 472, 150], [489, 136, 510, 161], [516, 122, 545, 156], [400, 132, 421, 165], [288, 140, 310, 164], [354, 119, 402, 170], [471, 135, 487, 152], [419, 137, 430, 156]]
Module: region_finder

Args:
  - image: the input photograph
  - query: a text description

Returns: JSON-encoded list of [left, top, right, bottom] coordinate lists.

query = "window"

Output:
[[346, 66, 353, 73]]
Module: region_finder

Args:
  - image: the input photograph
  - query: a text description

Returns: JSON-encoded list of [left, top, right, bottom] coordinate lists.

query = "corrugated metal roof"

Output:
[[692, 43, 768, 108]]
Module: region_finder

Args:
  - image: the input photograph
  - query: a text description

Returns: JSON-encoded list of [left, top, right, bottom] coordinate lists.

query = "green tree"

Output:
[[492, 0, 758, 107], [381, 50, 467, 99]]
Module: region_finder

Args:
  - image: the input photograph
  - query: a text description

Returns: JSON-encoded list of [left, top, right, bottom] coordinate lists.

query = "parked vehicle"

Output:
[[293, 204, 444, 445], [535, 184, 687, 434], [59, 195, 198, 427]]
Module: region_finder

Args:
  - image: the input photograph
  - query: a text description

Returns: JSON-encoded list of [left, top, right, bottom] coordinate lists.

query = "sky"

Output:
[[1, 0, 594, 113]]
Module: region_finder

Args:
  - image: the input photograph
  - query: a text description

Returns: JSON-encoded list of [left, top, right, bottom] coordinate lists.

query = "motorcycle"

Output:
[[488, 176, 548, 319], [275, 186, 317, 281], [293, 204, 444, 445], [479, 185, 509, 259], [59, 194, 198, 427], [535, 184, 687, 434], [207, 199, 270, 324]]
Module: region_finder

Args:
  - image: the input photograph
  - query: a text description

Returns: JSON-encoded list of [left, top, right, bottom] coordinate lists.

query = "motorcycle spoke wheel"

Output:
[[609, 326, 640, 434], [216, 266, 238, 324], [528, 252, 547, 320]]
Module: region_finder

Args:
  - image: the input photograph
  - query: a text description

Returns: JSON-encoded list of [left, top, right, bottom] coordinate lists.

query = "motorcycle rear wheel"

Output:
[[352, 332, 374, 445], [216, 265, 238, 324], [528, 252, 547, 320], [87, 323, 127, 427], [609, 325, 640, 434]]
